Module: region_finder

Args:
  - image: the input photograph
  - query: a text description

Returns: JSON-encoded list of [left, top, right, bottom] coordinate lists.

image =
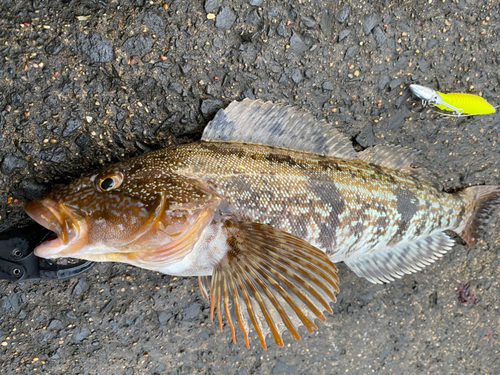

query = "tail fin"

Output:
[[454, 185, 500, 247]]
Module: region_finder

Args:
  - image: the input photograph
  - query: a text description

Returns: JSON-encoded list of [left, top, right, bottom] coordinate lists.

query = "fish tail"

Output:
[[454, 185, 500, 247]]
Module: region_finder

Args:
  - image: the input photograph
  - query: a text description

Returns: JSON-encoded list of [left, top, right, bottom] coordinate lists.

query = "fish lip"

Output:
[[25, 199, 63, 237], [25, 199, 88, 258]]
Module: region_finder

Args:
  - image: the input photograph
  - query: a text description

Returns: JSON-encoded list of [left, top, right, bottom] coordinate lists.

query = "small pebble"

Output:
[[336, 7, 350, 23]]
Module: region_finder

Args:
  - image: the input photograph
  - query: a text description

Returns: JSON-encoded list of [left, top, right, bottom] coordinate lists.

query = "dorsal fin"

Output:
[[202, 99, 358, 160], [357, 145, 420, 171], [357, 145, 437, 186]]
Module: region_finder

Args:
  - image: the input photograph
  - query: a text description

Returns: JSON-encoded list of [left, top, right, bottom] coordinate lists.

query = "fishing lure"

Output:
[[409, 84, 497, 116]]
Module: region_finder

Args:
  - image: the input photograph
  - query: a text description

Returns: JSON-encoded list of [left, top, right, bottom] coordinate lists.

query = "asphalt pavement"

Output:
[[1, 0, 499, 373]]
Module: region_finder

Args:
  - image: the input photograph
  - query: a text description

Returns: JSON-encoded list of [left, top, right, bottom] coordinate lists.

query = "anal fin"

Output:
[[205, 220, 339, 349], [344, 232, 455, 284]]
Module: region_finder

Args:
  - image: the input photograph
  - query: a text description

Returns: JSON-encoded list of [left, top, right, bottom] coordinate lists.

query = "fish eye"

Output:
[[100, 178, 115, 190], [96, 172, 123, 192]]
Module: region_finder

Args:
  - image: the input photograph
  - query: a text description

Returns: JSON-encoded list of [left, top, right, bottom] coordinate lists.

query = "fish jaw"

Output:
[[25, 198, 89, 258]]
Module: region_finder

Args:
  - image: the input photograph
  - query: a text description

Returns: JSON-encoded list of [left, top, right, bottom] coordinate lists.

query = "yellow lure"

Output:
[[409, 84, 497, 116], [435, 92, 496, 115]]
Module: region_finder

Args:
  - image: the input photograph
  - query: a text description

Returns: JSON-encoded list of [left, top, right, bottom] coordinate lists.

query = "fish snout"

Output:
[[24, 198, 89, 258]]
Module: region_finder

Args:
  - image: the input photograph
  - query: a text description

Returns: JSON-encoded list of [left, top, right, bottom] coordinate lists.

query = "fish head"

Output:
[[409, 84, 440, 104], [25, 157, 219, 269]]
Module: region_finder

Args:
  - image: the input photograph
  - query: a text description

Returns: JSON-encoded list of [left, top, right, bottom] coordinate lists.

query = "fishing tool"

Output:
[[0, 222, 94, 282], [409, 84, 497, 116]]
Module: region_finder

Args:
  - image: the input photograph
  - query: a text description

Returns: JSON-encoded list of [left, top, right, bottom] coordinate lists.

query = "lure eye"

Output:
[[96, 172, 124, 192]]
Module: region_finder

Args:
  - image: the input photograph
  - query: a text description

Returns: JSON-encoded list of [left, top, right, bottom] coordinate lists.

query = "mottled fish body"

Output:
[[140, 142, 462, 277], [25, 99, 500, 349]]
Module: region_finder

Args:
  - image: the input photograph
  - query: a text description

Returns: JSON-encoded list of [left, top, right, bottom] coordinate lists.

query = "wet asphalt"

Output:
[[1, 0, 499, 374]]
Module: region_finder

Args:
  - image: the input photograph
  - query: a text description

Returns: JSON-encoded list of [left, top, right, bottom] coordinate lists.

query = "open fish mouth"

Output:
[[25, 199, 89, 259]]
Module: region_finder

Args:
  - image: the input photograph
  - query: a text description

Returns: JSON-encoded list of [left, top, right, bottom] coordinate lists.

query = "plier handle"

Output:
[[0, 222, 94, 282]]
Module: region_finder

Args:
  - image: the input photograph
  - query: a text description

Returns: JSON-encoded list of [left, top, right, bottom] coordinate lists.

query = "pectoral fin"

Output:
[[203, 221, 339, 349]]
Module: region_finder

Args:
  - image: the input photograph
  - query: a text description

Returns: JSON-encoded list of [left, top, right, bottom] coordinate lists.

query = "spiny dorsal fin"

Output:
[[344, 232, 455, 284], [202, 99, 358, 160], [204, 220, 339, 349]]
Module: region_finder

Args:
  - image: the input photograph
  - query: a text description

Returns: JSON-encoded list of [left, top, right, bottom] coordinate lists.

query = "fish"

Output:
[[25, 99, 500, 349]]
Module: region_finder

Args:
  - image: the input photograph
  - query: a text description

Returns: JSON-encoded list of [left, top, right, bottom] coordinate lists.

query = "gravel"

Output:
[[291, 68, 302, 83], [289, 32, 307, 54], [1, 155, 28, 174], [200, 99, 223, 117], [345, 45, 359, 59], [319, 10, 333, 36], [362, 13, 378, 35], [215, 7, 237, 30], [62, 119, 83, 137], [45, 38, 64, 55], [123, 35, 153, 56], [338, 29, 350, 42], [142, 12, 166, 38], [204, 0, 219, 13], [373, 26, 386, 47], [76, 32, 114, 63], [335, 6, 350, 23], [248, 0, 263, 6]]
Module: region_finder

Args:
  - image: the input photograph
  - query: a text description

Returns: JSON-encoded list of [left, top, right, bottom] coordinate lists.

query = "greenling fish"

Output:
[[25, 99, 500, 349]]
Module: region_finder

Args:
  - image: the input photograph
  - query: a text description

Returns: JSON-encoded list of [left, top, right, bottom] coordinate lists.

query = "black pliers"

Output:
[[0, 222, 94, 282]]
